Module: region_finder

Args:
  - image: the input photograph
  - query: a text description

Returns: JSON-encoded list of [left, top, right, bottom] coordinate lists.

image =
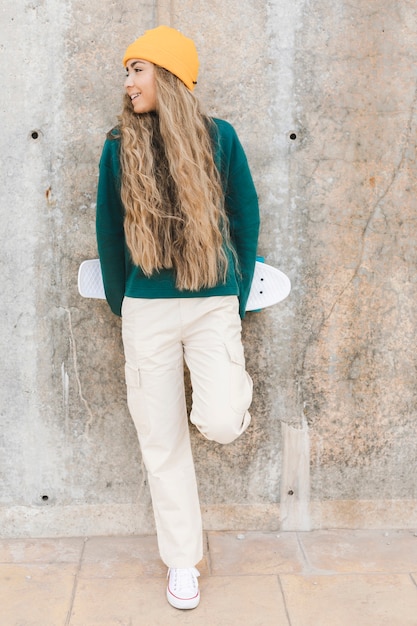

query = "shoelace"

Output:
[[169, 567, 200, 596]]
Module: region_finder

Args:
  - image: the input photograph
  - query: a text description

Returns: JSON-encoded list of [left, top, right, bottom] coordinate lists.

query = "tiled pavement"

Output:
[[1, 529, 417, 625]]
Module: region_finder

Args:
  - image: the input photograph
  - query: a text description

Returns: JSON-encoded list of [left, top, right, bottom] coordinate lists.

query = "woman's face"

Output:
[[124, 59, 157, 114]]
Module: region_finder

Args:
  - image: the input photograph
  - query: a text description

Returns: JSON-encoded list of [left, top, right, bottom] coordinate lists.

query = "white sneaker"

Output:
[[166, 567, 200, 609]]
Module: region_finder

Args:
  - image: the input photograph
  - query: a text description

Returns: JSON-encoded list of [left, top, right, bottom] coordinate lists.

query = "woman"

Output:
[[96, 25, 260, 610]]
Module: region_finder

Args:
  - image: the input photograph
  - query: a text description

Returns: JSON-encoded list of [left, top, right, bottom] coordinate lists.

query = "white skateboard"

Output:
[[78, 259, 291, 311]]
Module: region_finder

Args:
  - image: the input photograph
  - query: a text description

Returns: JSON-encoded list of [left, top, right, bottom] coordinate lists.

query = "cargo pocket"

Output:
[[124, 363, 150, 436], [225, 342, 253, 416]]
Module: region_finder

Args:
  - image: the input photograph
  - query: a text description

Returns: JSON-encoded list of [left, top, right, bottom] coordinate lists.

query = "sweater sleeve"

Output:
[[95, 137, 126, 317], [220, 123, 260, 318]]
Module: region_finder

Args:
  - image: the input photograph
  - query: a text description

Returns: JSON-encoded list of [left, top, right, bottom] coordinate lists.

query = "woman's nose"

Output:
[[124, 73, 134, 88]]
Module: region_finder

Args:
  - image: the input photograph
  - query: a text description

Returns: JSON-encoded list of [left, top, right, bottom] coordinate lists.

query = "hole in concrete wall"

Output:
[[289, 132, 297, 141], [288, 490, 294, 496], [29, 130, 42, 141], [41, 495, 49, 502]]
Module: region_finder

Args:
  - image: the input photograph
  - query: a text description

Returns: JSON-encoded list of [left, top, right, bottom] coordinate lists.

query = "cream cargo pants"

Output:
[[121, 295, 253, 568]]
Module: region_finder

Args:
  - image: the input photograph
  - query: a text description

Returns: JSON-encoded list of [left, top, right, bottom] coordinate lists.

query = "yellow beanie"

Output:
[[122, 25, 199, 91]]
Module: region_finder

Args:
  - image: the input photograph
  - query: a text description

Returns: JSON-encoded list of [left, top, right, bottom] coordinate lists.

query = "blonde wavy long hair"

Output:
[[118, 65, 232, 291]]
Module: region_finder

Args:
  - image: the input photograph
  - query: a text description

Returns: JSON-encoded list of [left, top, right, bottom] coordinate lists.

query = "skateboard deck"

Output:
[[78, 259, 291, 311]]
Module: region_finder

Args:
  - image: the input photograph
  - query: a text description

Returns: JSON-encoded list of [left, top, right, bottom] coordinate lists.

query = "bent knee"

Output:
[[192, 409, 251, 445]]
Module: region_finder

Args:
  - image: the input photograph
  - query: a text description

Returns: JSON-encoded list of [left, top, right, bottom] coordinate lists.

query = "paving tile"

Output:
[[69, 574, 288, 626], [195, 575, 289, 626], [280, 573, 417, 626], [0, 563, 77, 626], [208, 530, 304, 575], [0, 536, 84, 564], [80, 534, 209, 578], [298, 529, 417, 573]]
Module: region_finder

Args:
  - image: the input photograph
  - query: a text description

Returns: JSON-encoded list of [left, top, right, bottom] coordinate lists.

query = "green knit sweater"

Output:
[[96, 117, 260, 318]]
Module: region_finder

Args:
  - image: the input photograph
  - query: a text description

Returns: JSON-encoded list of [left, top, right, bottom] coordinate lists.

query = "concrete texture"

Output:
[[1, 0, 417, 537], [1, 530, 417, 625]]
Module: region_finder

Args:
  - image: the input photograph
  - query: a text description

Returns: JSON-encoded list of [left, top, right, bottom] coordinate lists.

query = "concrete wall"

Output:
[[1, 0, 416, 537]]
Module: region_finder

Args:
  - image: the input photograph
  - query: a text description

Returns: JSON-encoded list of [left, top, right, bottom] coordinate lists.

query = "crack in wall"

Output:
[[296, 75, 417, 407], [63, 307, 95, 439], [61, 361, 70, 438], [323, 78, 417, 327]]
